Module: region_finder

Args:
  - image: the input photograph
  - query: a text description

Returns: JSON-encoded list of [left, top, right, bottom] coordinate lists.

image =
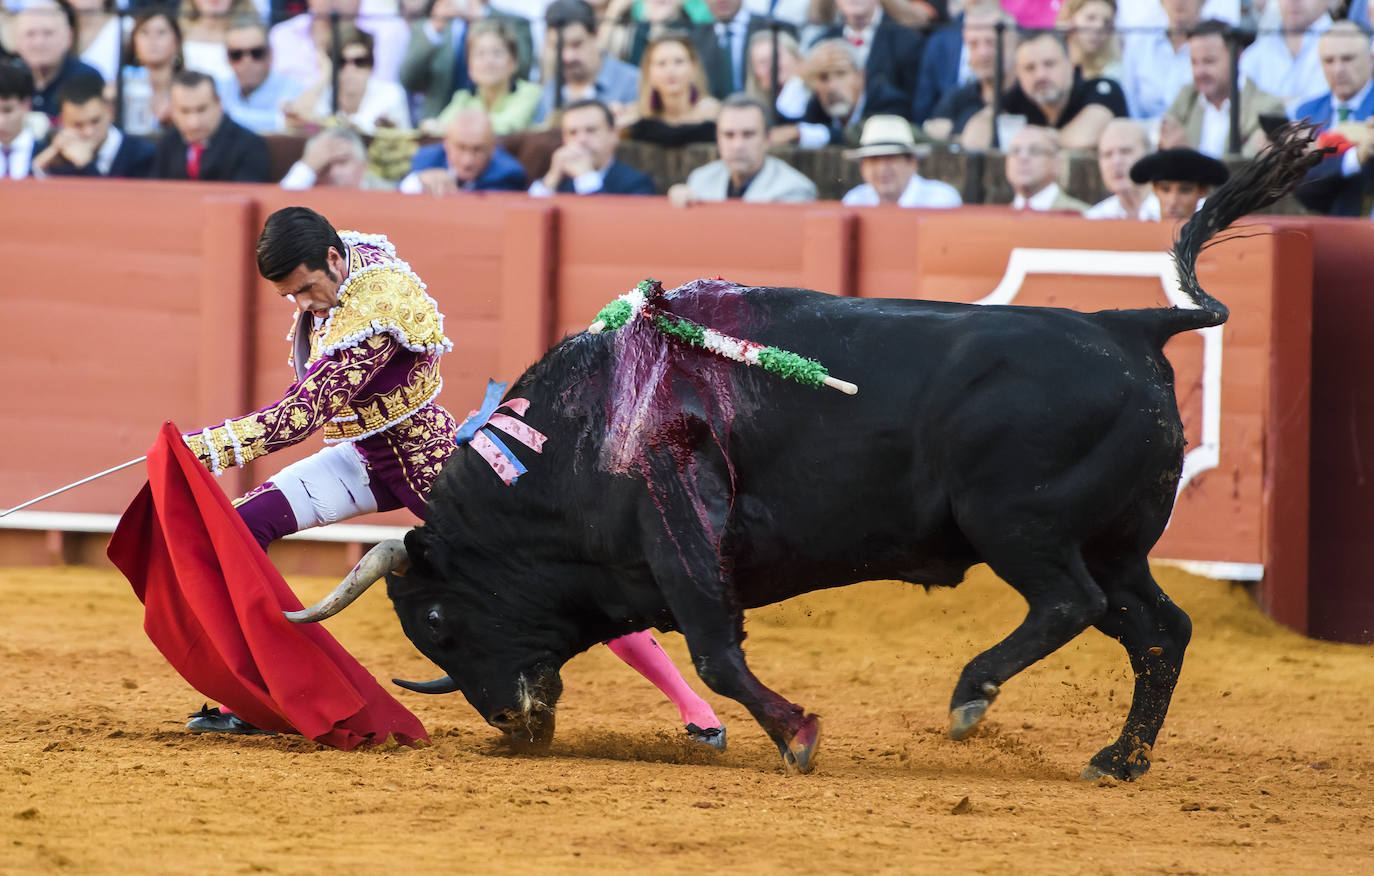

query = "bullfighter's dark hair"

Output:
[[0, 58, 35, 101], [256, 207, 346, 283], [57, 73, 105, 108], [563, 97, 614, 129]]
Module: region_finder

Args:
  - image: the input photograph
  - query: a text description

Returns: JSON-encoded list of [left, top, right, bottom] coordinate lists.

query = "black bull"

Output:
[[292, 128, 1319, 779]]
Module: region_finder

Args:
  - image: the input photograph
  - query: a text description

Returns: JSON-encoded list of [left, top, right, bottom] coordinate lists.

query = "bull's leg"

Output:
[[948, 550, 1107, 740], [677, 615, 821, 774], [641, 517, 818, 771], [1082, 557, 1191, 781]]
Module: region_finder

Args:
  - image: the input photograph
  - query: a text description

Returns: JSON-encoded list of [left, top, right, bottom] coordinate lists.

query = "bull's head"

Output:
[[284, 535, 565, 748]]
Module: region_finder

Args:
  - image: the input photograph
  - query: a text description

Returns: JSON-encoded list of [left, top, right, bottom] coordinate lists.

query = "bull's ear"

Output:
[[403, 527, 431, 576]]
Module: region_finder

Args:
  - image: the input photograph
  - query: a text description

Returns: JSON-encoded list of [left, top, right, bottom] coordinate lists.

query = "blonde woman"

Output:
[[427, 19, 541, 136], [1058, 0, 1122, 83], [622, 32, 719, 146]]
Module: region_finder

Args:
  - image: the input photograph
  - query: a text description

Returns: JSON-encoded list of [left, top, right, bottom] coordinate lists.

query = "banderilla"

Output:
[[0, 456, 148, 519]]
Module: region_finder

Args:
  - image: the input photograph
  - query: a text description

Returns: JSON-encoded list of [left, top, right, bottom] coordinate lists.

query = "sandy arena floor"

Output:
[[1, 563, 1371, 874]]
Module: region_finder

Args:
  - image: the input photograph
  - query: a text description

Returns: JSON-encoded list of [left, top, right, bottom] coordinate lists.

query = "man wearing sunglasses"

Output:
[[218, 17, 304, 136]]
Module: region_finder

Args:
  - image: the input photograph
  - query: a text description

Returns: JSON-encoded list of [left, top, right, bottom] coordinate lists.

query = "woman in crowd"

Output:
[[285, 25, 411, 135], [745, 28, 808, 124], [621, 32, 719, 147], [426, 19, 540, 135], [70, 0, 122, 83], [599, 0, 709, 67], [1058, 0, 1122, 83], [179, 0, 259, 81], [116, 4, 183, 136]]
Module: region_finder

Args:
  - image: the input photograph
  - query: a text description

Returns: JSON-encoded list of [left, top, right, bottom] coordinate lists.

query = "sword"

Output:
[[0, 456, 148, 519]]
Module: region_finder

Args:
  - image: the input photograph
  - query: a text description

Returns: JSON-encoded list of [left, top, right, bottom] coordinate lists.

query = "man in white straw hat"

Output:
[[841, 114, 963, 208]]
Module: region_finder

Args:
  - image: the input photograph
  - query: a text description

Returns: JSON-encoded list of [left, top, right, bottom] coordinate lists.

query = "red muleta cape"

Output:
[[107, 422, 427, 750]]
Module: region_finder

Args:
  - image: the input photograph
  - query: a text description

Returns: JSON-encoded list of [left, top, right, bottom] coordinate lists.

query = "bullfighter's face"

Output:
[[387, 570, 564, 748], [271, 246, 347, 316]]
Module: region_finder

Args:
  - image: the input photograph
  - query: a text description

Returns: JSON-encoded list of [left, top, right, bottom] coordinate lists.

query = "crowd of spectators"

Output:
[[3, 0, 1374, 218]]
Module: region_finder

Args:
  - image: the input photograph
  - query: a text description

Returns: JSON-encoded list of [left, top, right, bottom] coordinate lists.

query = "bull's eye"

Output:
[[426, 608, 442, 630]]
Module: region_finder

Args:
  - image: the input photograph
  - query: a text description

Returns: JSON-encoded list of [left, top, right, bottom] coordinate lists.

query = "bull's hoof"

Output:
[[949, 699, 990, 741], [780, 714, 821, 775], [686, 723, 727, 752], [1083, 741, 1152, 781]]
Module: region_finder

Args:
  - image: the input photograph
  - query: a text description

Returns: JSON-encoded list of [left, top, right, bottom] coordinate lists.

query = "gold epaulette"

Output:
[[309, 265, 453, 366]]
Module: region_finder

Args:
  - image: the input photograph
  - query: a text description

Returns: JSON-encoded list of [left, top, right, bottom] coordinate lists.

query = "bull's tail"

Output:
[[1161, 123, 1322, 338]]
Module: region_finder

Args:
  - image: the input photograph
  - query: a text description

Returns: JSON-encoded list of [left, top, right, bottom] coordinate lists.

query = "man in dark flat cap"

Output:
[[1129, 147, 1230, 222]]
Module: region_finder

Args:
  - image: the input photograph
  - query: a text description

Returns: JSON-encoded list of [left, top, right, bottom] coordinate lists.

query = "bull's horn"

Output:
[[392, 676, 460, 694], [283, 538, 410, 624]]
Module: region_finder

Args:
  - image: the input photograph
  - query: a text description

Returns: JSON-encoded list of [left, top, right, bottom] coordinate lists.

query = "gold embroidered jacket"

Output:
[[185, 233, 458, 507]]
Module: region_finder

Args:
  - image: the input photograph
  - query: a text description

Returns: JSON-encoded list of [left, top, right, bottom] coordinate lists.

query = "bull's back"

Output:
[[711, 289, 1185, 600]]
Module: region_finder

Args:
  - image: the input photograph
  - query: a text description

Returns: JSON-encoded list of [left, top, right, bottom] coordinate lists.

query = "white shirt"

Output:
[[528, 164, 609, 196], [1196, 95, 1231, 158], [280, 161, 318, 191], [1013, 182, 1064, 211], [744, 0, 809, 27], [1084, 191, 1160, 220], [1239, 14, 1333, 116], [1120, 31, 1193, 120], [94, 126, 124, 177], [842, 173, 962, 208], [842, 9, 882, 72], [0, 130, 35, 180], [313, 79, 412, 135], [1115, 0, 1239, 31], [79, 17, 124, 84], [183, 40, 233, 83]]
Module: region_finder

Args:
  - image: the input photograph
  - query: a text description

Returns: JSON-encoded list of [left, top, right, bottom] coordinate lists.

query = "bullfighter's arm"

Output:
[[183, 334, 399, 474]]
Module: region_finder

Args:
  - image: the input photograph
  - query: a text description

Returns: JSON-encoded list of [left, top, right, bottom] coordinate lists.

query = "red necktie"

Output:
[[187, 142, 205, 180]]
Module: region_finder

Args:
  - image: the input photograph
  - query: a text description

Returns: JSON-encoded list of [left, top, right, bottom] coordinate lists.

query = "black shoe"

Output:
[[686, 723, 727, 751], [185, 704, 276, 736]]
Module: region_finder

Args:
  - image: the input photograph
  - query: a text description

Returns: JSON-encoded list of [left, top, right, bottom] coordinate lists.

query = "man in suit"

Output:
[[0, 60, 40, 181], [401, 0, 534, 122], [1005, 125, 1091, 213], [813, 0, 925, 117], [911, 12, 965, 125], [1293, 21, 1374, 132], [776, 39, 910, 149], [694, 0, 799, 100], [667, 94, 816, 206], [152, 71, 271, 182], [533, 0, 640, 124], [1159, 20, 1285, 159], [529, 98, 655, 196], [1293, 21, 1374, 216], [12, 0, 103, 120], [32, 74, 155, 179], [923, 2, 1018, 145], [399, 107, 527, 194]]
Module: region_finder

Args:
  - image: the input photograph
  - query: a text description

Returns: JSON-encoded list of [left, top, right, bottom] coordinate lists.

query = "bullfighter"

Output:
[[180, 206, 725, 748]]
